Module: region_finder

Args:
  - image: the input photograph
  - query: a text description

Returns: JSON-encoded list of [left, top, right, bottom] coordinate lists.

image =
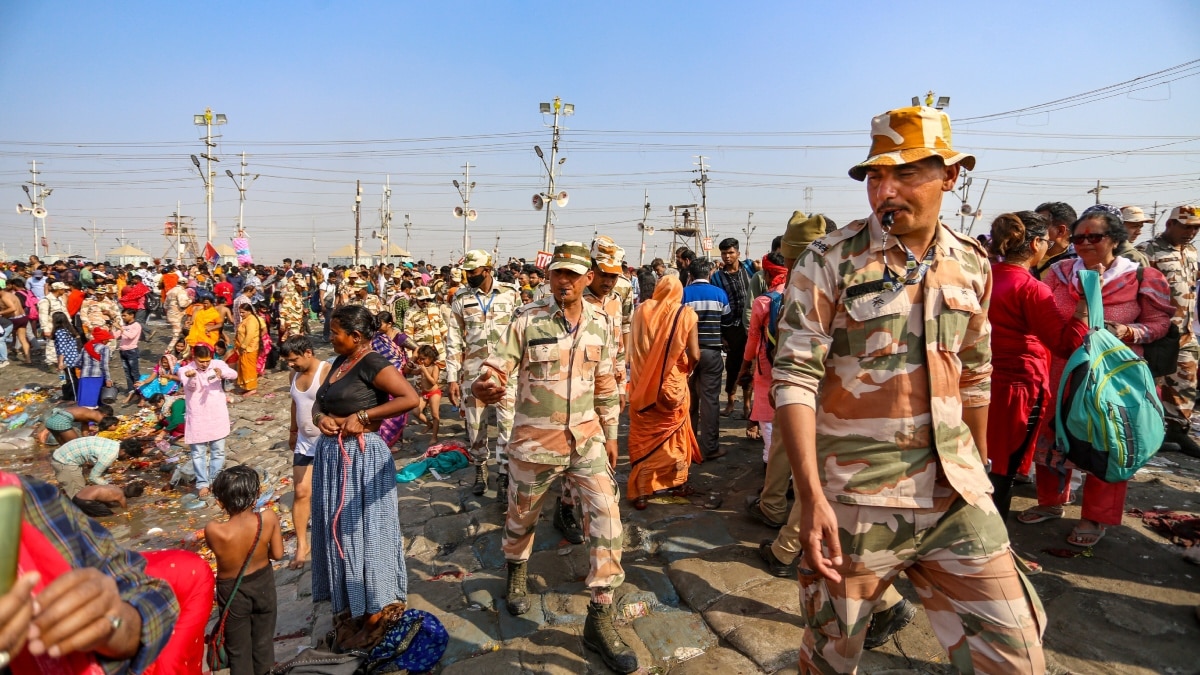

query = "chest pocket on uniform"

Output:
[[844, 291, 911, 361], [528, 342, 561, 381], [579, 344, 602, 380], [937, 286, 981, 353], [462, 305, 485, 328]]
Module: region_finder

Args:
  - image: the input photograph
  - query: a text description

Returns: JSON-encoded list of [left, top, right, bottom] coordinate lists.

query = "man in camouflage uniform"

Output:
[[350, 278, 385, 315], [446, 250, 521, 499], [472, 242, 637, 674], [773, 105, 1045, 674], [546, 236, 632, 545], [1117, 205, 1151, 267], [403, 286, 449, 364], [1141, 204, 1200, 457]]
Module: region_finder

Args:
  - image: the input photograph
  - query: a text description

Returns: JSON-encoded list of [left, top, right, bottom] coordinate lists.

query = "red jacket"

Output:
[[120, 282, 151, 310], [988, 262, 1086, 392]]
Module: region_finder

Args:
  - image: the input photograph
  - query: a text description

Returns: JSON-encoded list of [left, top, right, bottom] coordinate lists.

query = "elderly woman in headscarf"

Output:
[[739, 250, 790, 461], [626, 275, 701, 509]]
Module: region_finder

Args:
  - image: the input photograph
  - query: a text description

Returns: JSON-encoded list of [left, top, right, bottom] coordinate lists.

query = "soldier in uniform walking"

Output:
[[446, 250, 521, 499], [472, 242, 638, 674], [773, 105, 1045, 673], [1141, 204, 1200, 457], [403, 286, 449, 365]]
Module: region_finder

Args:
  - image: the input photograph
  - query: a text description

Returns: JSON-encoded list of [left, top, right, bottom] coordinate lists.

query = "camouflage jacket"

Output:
[[583, 286, 628, 387], [481, 296, 620, 465], [771, 216, 994, 510], [403, 303, 449, 361], [353, 293, 385, 315], [446, 281, 522, 383], [1140, 235, 1198, 333]]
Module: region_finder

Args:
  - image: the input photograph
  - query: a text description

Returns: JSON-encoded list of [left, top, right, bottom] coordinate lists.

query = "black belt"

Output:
[[700, 345, 723, 351]]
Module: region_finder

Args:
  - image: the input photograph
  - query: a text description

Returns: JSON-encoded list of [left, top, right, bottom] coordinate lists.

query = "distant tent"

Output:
[[106, 244, 153, 267]]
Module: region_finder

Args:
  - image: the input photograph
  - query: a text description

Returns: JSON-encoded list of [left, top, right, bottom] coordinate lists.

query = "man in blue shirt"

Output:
[[710, 238, 756, 417], [682, 257, 729, 459]]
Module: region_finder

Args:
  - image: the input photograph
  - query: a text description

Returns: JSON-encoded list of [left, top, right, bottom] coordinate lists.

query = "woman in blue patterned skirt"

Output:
[[310, 304, 420, 651]]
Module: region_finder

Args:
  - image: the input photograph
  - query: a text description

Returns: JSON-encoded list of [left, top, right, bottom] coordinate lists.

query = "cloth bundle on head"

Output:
[[1081, 204, 1124, 220], [85, 328, 113, 361], [781, 211, 827, 262], [762, 254, 788, 288]]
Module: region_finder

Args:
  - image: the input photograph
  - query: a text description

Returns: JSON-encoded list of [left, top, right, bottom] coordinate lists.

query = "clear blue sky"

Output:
[[2, 0, 1198, 264]]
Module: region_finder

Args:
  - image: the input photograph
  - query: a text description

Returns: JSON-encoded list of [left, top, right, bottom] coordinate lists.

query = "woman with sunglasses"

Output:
[[1019, 205, 1173, 548], [985, 212, 1089, 538]]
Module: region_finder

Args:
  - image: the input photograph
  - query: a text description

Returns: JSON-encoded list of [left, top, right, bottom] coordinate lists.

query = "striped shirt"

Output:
[[81, 342, 111, 380], [52, 435, 120, 485], [14, 473, 179, 673], [682, 279, 730, 349]]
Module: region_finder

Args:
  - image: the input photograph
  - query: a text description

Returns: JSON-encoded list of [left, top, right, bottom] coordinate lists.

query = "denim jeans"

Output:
[[190, 437, 227, 490], [119, 348, 140, 391], [0, 321, 10, 362]]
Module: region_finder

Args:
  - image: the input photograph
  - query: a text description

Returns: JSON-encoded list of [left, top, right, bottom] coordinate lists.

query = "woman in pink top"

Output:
[[1020, 206, 1173, 547], [739, 251, 789, 462], [178, 342, 237, 497]]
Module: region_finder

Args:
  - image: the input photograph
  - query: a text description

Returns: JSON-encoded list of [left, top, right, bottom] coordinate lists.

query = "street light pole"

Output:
[[192, 108, 226, 247], [537, 97, 573, 252], [743, 211, 756, 261], [453, 164, 476, 258], [404, 214, 412, 255]]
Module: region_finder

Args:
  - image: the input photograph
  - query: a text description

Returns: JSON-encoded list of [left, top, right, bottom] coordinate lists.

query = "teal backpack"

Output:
[[1054, 269, 1164, 483]]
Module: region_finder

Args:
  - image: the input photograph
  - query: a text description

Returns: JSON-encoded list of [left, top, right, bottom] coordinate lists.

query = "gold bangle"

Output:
[[357, 410, 370, 425]]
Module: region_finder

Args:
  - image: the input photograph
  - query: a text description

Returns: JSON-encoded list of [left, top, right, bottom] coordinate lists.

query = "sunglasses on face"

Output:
[[1069, 233, 1108, 245]]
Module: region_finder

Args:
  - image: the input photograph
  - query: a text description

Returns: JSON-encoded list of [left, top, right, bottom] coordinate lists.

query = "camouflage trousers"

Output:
[[463, 384, 514, 475], [503, 440, 625, 602], [1161, 332, 1198, 430], [799, 495, 1045, 674]]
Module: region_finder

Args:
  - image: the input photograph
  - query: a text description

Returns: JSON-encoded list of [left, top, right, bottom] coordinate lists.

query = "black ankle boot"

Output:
[[553, 496, 584, 544], [472, 462, 489, 496], [496, 474, 509, 503], [505, 560, 531, 615], [583, 601, 638, 673]]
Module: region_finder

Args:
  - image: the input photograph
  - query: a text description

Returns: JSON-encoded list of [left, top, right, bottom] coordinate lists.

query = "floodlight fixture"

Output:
[[539, 102, 552, 114], [936, 96, 950, 110]]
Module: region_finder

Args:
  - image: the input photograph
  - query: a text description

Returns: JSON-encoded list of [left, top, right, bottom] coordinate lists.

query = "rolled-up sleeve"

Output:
[[958, 266, 993, 408], [771, 248, 836, 411]]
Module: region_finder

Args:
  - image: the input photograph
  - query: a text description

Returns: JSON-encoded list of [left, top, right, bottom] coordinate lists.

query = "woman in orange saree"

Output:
[[627, 276, 701, 509]]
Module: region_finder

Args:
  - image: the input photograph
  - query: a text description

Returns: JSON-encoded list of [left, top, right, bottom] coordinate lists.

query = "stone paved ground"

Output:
[[2, 316, 1200, 673]]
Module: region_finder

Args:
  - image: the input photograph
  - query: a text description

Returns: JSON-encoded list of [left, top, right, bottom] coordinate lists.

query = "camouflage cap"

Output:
[[461, 249, 493, 272], [353, 278, 369, 289], [548, 241, 592, 275], [590, 236, 625, 274], [781, 211, 827, 261], [1169, 204, 1200, 225], [413, 286, 434, 300], [848, 106, 976, 181], [1120, 205, 1152, 223]]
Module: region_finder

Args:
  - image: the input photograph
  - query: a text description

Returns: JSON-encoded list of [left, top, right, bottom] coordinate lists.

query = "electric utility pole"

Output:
[[353, 181, 363, 267], [404, 214, 412, 255], [224, 152, 258, 237], [638, 191, 652, 266], [381, 176, 393, 263], [743, 212, 756, 260], [191, 108, 226, 247], [1087, 180, 1109, 205], [693, 156, 710, 251]]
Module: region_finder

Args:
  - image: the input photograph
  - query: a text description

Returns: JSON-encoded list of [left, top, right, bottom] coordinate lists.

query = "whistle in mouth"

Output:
[[882, 212, 895, 229]]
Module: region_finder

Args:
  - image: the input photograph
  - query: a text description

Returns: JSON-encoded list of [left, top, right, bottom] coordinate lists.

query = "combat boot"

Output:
[[505, 560, 532, 615], [863, 598, 918, 650], [553, 496, 584, 544], [1165, 424, 1200, 458], [583, 601, 639, 673], [496, 474, 509, 503], [472, 462, 489, 496]]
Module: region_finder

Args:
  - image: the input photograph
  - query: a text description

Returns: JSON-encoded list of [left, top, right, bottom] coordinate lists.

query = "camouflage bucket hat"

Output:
[[414, 286, 434, 300], [1120, 205, 1152, 223], [590, 236, 625, 274], [461, 249, 492, 272], [1169, 204, 1200, 225], [848, 106, 975, 181], [548, 242, 592, 275]]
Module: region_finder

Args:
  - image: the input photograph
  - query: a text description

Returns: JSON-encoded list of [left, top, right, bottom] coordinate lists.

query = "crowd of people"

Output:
[[1, 102, 1198, 674]]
